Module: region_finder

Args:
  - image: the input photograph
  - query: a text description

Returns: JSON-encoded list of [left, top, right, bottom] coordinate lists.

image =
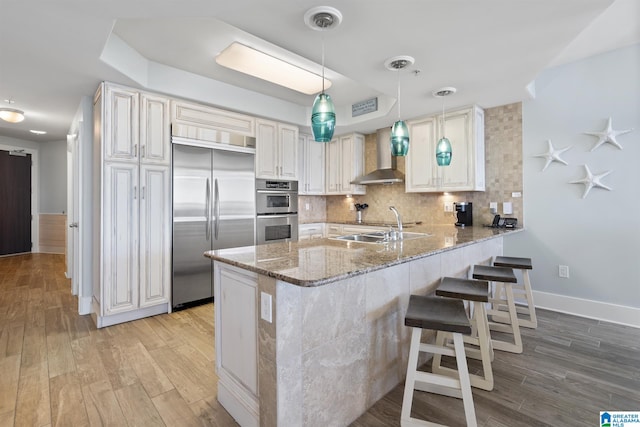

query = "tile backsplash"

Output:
[[300, 103, 523, 227]]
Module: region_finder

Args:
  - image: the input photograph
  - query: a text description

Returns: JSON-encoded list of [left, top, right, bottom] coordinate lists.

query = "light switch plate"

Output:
[[503, 202, 513, 215], [260, 292, 272, 323]]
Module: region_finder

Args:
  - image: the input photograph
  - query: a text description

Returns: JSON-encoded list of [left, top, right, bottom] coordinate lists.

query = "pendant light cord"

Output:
[[441, 97, 446, 135], [397, 69, 401, 120], [321, 36, 326, 94]]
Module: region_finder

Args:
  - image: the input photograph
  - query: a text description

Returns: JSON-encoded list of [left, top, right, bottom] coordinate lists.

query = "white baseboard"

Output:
[[532, 290, 640, 328]]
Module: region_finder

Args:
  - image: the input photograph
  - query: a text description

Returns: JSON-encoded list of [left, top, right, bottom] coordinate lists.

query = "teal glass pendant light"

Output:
[[306, 7, 342, 142], [385, 56, 414, 156], [434, 87, 456, 166]]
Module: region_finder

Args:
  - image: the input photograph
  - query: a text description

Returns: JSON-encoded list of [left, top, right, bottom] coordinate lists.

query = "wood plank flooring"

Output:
[[0, 253, 238, 427], [351, 305, 640, 426], [1, 253, 638, 426]]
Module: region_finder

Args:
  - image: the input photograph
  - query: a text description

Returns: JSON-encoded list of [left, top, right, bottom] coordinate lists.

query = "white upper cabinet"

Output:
[[298, 133, 325, 195], [104, 85, 139, 162], [171, 99, 256, 138], [256, 119, 299, 180], [326, 133, 366, 195], [406, 105, 485, 192], [140, 93, 170, 165]]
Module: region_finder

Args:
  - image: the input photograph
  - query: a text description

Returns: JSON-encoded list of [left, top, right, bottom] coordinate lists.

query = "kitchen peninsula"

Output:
[[206, 225, 521, 427]]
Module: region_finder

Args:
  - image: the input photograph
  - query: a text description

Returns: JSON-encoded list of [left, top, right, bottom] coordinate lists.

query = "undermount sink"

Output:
[[332, 231, 431, 244]]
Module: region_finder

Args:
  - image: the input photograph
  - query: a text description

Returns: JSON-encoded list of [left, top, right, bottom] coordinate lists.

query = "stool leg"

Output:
[[518, 269, 538, 328], [431, 331, 447, 375], [488, 283, 523, 353], [473, 302, 494, 390], [401, 328, 422, 425], [452, 333, 477, 427]]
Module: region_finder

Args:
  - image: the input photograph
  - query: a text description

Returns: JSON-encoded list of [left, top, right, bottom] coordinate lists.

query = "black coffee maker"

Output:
[[455, 202, 473, 227]]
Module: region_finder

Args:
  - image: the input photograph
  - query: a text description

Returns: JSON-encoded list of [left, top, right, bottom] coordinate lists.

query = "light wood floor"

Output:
[[0, 253, 239, 427], [2, 254, 639, 427]]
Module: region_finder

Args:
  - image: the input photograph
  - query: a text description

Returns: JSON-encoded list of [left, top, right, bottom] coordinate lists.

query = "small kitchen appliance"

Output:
[[455, 202, 473, 227]]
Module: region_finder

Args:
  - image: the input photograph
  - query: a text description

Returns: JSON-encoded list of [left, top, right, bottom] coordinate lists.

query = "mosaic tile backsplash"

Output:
[[300, 103, 523, 227]]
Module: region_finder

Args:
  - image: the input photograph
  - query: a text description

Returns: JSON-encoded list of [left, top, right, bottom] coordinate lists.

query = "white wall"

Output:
[[505, 44, 640, 324]]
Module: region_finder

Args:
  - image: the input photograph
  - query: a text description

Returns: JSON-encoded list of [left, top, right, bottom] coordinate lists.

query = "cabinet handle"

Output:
[[141, 145, 146, 158], [142, 186, 146, 199], [134, 144, 138, 157], [134, 186, 137, 199]]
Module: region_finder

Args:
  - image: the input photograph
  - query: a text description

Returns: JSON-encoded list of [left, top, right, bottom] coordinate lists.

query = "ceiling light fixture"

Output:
[[30, 130, 47, 135], [385, 56, 414, 156], [433, 87, 456, 166], [0, 107, 25, 123], [215, 42, 330, 95], [305, 6, 342, 143]]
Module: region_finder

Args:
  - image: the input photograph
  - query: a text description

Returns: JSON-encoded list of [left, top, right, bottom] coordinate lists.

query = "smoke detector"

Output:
[[304, 6, 343, 31], [384, 56, 415, 71]]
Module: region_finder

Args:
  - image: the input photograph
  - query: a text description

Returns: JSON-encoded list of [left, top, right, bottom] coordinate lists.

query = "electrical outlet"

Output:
[[490, 202, 498, 214], [349, 203, 355, 211], [444, 202, 454, 212], [559, 265, 569, 278], [305, 203, 310, 210], [260, 292, 273, 323]]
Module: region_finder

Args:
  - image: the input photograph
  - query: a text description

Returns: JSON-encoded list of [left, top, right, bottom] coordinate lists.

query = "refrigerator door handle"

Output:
[[214, 178, 220, 239], [205, 178, 211, 240]]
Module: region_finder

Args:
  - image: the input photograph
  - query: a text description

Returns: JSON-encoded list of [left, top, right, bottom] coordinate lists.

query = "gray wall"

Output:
[[506, 43, 640, 309], [39, 139, 68, 213]]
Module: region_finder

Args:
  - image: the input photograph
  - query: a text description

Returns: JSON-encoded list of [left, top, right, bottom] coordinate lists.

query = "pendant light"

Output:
[[385, 56, 414, 157], [305, 7, 342, 142], [433, 87, 456, 166]]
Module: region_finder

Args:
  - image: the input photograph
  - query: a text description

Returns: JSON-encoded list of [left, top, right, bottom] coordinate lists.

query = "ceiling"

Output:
[[1, 0, 638, 143]]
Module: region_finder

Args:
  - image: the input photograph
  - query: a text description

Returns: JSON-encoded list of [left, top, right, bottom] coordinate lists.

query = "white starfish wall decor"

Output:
[[533, 139, 571, 171], [569, 165, 612, 199], [584, 117, 633, 151]]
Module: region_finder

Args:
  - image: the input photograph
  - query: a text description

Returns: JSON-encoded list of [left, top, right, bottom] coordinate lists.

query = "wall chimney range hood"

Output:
[[351, 127, 405, 185]]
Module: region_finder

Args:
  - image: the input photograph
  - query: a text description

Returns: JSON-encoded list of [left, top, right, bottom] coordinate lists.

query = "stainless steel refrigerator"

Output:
[[172, 137, 256, 309]]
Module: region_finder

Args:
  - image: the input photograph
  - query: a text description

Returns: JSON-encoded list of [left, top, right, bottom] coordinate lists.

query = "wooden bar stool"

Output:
[[401, 294, 477, 427], [472, 265, 522, 354], [431, 277, 494, 391], [493, 256, 537, 328]]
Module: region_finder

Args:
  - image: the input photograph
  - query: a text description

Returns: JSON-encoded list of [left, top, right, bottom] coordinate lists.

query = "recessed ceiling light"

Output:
[[30, 130, 47, 135], [215, 42, 330, 95]]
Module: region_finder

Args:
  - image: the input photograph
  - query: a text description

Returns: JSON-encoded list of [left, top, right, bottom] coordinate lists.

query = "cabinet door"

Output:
[[104, 86, 139, 162], [325, 138, 341, 194], [438, 110, 471, 189], [140, 93, 170, 166], [139, 165, 171, 308], [255, 120, 278, 179], [278, 123, 298, 180], [306, 137, 325, 194], [406, 117, 437, 192], [103, 163, 139, 314], [339, 134, 366, 195]]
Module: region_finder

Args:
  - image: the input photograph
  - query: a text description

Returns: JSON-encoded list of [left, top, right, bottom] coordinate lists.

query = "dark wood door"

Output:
[[0, 150, 32, 255]]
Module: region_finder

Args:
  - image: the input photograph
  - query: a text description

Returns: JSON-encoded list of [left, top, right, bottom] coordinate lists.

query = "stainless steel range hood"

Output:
[[351, 127, 405, 185]]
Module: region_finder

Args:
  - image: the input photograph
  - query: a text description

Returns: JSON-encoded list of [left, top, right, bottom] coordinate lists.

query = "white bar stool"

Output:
[[493, 256, 537, 328], [401, 294, 477, 427], [472, 264, 523, 354], [431, 277, 494, 391]]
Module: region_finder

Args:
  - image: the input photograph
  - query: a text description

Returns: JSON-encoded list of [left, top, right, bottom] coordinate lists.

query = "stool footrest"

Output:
[[414, 372, 462, 394], [420, 342, 455, 357]]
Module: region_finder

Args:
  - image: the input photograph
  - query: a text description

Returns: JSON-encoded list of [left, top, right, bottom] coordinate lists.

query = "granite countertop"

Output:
[[205, 225, 523, 287]]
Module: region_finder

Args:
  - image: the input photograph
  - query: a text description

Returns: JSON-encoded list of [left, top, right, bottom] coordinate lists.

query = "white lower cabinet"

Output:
[[298, 223, 325, 240], [214, 262, 259, 427], [406, 105, 485, 192]]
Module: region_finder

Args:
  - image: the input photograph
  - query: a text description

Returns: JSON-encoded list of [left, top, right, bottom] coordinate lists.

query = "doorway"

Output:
[[0, 149, 32, 255]]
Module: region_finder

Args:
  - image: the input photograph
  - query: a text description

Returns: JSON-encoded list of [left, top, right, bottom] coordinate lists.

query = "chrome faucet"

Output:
[[389, 206, 403, 238]]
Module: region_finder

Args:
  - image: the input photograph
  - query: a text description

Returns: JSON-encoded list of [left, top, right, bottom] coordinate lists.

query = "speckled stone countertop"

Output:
[[205, 225, 523, 287]]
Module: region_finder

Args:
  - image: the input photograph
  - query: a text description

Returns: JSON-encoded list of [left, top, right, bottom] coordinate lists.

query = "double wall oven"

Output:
[[256, 179, 298, 245]]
